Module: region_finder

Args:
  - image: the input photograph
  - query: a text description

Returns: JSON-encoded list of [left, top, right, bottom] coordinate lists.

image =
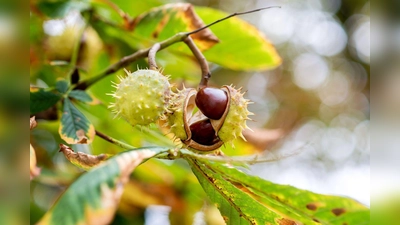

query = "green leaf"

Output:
[[68, 90, 93, 103], [30, 87, 61, 114], [187, 157, 369, 225], [195, 6, 282, 71], [36, 0, 91, 18], [90, 0, 125, 26], [372, 195, 400, 225], [37, 149, 157, 225], [107, 0, 164, 18], [59, 98, 95, 144], [55, 80, 69, 94]]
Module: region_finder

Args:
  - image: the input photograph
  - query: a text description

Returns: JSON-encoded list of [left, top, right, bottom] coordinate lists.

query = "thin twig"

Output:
[[187, 6, 281, 36], [95, 130, 136, 150], [183, 36, 210, 88], [148, 43, 161, 70]]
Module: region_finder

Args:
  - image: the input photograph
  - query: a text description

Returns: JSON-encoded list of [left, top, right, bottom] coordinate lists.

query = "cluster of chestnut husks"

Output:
[[166, 85, 252, 152]]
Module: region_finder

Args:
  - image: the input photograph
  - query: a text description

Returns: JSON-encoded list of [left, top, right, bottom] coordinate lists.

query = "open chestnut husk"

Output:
[[165, 85, 251, 152]]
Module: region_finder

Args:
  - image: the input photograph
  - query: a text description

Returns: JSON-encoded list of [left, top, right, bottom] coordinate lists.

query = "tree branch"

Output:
[[74, 32, 187, 90], [73, 6, 280, 90]]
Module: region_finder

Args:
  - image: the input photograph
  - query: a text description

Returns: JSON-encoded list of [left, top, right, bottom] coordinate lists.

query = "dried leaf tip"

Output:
[[30, 116, 37, 130]]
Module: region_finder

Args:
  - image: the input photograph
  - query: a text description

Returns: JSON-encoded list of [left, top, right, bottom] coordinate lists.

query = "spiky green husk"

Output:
[[166, 87, 190, 140], [110, 69, 170, 126], [218, 86, 252, 144]]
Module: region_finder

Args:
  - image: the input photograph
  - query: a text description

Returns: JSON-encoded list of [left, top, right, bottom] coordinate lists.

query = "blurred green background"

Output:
[[26, 0, 374, 224]]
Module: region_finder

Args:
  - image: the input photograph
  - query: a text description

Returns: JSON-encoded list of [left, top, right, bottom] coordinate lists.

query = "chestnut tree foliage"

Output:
[[30, 1, 369, 224]]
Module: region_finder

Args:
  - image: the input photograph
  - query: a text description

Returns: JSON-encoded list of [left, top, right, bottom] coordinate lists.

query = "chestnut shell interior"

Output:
[[181, 87, 231, 151]]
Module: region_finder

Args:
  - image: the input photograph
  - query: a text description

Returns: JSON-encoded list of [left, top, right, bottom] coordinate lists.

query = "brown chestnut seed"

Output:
[[195, 87, 228, 120], [189, 119, 220, 146]]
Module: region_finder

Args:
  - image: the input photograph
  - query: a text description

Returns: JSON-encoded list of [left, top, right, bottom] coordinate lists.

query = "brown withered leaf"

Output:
[[59, 144, 109, 170], [176, 3, 219, 44]]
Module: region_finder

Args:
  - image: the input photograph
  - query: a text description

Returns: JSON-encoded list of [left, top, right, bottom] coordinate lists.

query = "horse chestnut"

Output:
[[110, 69, 171, 126], [189, 119, 220, 146], [195, 87, 228, 120]]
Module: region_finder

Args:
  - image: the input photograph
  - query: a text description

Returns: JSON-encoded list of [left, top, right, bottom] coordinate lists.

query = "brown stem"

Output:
[[95, 130, 136, 149], [183, 36, 210, 88], [148, 43, 161, 70], [74, 32, 187, 90], [74, 48, 149, 90]]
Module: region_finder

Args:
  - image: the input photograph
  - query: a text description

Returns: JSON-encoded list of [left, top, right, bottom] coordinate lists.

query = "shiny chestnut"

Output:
[[195, 87, 228, 120], [189, 119, 220, 146]]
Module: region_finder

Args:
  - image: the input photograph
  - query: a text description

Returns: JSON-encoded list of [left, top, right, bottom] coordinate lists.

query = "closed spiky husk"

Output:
[[109, 69, 170, 126]]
